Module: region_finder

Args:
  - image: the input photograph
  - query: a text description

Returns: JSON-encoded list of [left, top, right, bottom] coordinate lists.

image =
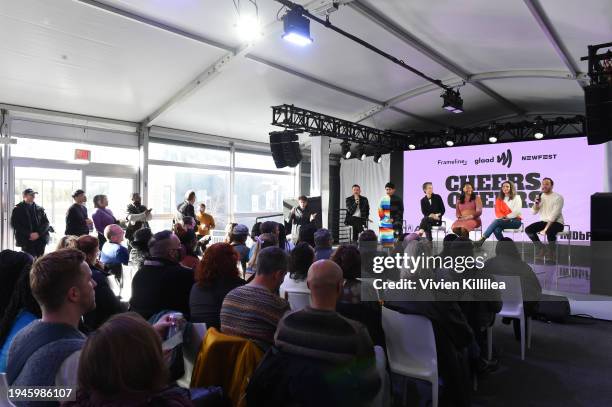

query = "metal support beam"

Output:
[[138, 125, 150, 206], [1, 110, 11, 250], [349, 1, 526, 116], [522, 0, 584, 85]]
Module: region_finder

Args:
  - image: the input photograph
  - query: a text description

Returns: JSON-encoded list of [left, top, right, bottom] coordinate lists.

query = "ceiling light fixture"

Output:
[[236, 14, 262, 43], [408, 144, 416, 150], [357, 145, 367, 161], [373, 152, 383, 163], [282, 7, 313, 46], [533, 116, 545, 139], [441, 88, 464, 114], [340, 140, 352, 159]]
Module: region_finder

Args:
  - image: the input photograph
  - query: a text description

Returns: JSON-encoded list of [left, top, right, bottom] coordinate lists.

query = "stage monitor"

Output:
[[403, 137, 605, 242]]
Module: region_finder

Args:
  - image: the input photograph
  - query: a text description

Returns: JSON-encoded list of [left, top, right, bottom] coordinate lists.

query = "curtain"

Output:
[[339, 155, 390, 234]]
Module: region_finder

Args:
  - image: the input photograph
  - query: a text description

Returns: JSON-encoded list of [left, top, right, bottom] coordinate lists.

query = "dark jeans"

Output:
[[418, 216, 442, 241], [483, 218, 522, 240], [525, 221, 564, 250], [21, 239, 46, 258], [349, 217, 367, 242]]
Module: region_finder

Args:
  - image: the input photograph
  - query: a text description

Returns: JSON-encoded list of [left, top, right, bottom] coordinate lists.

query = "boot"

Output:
[[473, 236, 486, 248]]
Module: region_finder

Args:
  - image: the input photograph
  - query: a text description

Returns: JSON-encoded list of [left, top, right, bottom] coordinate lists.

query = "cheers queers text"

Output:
[[446, 172, 541, 208]]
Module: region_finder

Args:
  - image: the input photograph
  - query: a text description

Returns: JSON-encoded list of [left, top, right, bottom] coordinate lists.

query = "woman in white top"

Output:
[[475, 181, 523, 246], [279, 242, 314, 299]]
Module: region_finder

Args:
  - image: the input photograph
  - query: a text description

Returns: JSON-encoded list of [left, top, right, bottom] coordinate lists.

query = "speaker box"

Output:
[[270, 131, 302, 168], [591, 193, 612, 241], [585, 84, 612, 145]]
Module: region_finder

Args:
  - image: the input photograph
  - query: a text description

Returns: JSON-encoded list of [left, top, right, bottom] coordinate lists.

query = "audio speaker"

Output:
[[270, 131, 302, 168], [585, 84, 612, 145], [591, 193, 612, 241]]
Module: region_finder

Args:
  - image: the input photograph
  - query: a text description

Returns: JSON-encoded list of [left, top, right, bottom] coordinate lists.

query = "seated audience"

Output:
[[0, 250, 33, 316], [246, 233, 278, 275], [221, 247, 290, 348], [248, 222, 262, 260], [277, 222, 294, 253], [128, 227, 152, 270], [0, 269, 41, 373], [297, 223, 316, 247], [130, 230, 194, 320], [247, 260, 380, 407], [190, 243, 245, 329], [6, 249, 94, 389], [314, 228, 333, 260], [63, 313, 191, 407], [174, 223, 199, 270], [229, 224, 250, 271], [56, 235, 78, 250], [100, 224, 129, 267], [76, 235, 124, 331], [279, 242, 314, 298]]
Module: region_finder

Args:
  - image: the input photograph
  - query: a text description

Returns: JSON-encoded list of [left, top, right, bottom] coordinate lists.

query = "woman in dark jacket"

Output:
[[189, 243, 245, 329]]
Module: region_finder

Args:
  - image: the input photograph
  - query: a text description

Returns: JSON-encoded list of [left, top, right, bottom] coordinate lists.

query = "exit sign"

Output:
[[74, 149, 91, 162]]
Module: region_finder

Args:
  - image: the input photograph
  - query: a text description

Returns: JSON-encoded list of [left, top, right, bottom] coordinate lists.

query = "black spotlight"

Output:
[[341, 140, 352, 159], [357, 145, 367, 161], [373, 152, 383, 163], [441, 88, 464, 113], [533, 116, 545, 139], [269, 131, 302, 168]]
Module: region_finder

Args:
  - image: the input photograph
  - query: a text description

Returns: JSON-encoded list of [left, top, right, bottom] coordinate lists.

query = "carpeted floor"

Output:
[[472, 316, 612, 407]]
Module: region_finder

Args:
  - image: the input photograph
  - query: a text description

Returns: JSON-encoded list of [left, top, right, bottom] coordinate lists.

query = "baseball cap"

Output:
[[22, 188, 38, 195], [72, 189, 85, 198], [232, 224, 249, 236]]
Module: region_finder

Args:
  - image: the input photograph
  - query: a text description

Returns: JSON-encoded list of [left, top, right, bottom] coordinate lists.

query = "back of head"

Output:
[[30, 249, 86, 312], [290, 242, 315, 281], [298, 224, 316, 247], [331, 245, 361, 280], [496, 237, 520, 258], [77, 312, 167, 397], [251, 222, 262, 238], [0, 250, 33, 314], [451, 237, 474, 259], [132, 228, 152, 252], [314, 228, 332, 249], [76, 235, 99, 265], [148, 230, 176, 260], [259, 233, 278, 249], [196, 242, 239, 286], [261, 221, 278, 235], [104, 224, 122, 242], [56, 235, 78, 251], [307, 260, 343, 303], [256, 246, 288, 276]]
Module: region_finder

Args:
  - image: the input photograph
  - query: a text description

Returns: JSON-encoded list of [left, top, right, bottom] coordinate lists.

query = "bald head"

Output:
[[104, 224, 124, 243], [307, 260, 343, 308]]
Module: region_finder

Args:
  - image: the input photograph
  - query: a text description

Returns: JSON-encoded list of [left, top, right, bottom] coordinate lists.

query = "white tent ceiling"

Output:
[[0, 0, 610, 144]]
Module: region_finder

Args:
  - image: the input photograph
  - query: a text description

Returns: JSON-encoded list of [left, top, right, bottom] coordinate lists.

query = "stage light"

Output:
[[357, 145, 367, 161], [534, 132, 544, 139], [408, 144, 416, 150], [373, 153, 383, 163], [533, 116, 545, 139], [236, 14, 262, 43], [282, 7, 313, 46], [441, 89, 464, 114], [488, 136, 498, 143], [341, 140, 352, 159], [445, 139, 455, 147]]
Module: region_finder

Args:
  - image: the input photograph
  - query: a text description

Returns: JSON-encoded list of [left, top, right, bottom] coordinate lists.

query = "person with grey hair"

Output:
[[314, 228, 333, 260], [177, 190, 197, 225], [130, 230, 194, 319], [100, 224, 129, 268]]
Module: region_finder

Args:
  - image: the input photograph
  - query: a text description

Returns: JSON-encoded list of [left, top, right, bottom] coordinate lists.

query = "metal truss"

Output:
[[272, 104, 585, 152]]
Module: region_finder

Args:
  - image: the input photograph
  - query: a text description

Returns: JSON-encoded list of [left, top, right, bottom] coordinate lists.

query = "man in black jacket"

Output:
[[125, 192, 152, 243], [418, 182, 446, 242], [345, 184, 370, 242], [10, 188, 51, 257], [65, 189, 93, 236], [286, 195, 316, 241]]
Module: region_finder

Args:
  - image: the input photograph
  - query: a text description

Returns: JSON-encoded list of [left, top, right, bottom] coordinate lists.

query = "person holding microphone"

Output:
[[345, 184, 370, 242]]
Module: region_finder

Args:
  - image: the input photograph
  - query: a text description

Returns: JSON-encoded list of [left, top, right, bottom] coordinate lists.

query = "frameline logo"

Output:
[[496, 149, 512, 168]]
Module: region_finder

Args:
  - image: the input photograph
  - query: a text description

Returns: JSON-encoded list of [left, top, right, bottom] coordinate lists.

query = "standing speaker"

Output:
[[270, 131, 302, 168], [585, 84, 612, 145]]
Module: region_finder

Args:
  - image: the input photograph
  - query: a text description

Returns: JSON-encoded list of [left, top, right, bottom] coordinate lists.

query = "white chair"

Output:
[[554, 224, 572, 265], [382, 307, 438, 407], [488, 275, 532, 361], [178, 322, 207, 388], [1, 373, 17, 406], [430, 221, 447, 249], [470, 226, 483, 240], [285, 291, 311, 311], [373, 345, 391, 407]]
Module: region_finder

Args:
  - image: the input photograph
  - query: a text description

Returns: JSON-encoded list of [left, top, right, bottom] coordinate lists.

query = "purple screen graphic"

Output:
[[403, 137, 605, 241]]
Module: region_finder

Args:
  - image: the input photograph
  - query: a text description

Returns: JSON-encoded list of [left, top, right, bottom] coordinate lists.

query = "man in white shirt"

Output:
[[525, 177, 565, 258]]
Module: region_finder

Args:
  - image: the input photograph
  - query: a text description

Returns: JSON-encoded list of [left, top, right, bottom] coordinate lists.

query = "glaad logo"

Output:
[[496, 149, 512, 168]]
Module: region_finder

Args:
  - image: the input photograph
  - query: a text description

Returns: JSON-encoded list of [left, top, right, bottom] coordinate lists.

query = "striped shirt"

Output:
[[220, 284, 290, 345]]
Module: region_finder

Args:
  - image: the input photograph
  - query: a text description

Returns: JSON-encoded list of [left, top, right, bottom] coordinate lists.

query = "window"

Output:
[[234, 172, 294, 213], [149, 142, 230, 166], [12, 138, 139, 166], [235, 151, 291, 172], [148, 165, 229, 230]]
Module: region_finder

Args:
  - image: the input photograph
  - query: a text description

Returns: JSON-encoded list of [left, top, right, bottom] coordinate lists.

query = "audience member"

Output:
[[246, 233, 278, 275], [174, 223, 199, 270], [277, 222, 293, 252], [56, 235, 78, 251], [11, 188, 51, 258], [100, 224, 129, 267], [0, 250, 33, 316], [63, 313, 191, 407], [6, 249, 94, 389], [297, 223, 316, 247], [247, 260, 380, 407], [313, 228, 333, 260], [229, 224, 250, 271], [221, 247, 290, 348], [130, 230, 194, 320], [128, 227, 152, 270], [91, 194, 117, 249], [279, 242, 314, 298], [0, 268, 41, 373], [190, 243, 245, 329], [76, 236, 124, 331], [65, 189, 93, 237], [247, 222, 262, 261], [125, 193, 152, 244]]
